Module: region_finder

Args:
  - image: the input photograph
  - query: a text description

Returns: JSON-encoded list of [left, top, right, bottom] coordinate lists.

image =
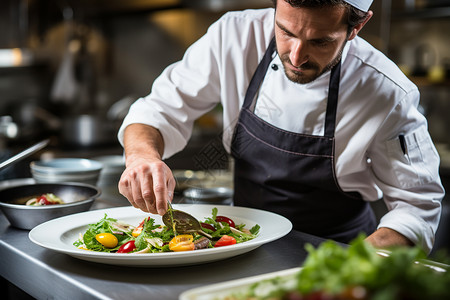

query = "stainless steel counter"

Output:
[[0, 191, 327, 300]]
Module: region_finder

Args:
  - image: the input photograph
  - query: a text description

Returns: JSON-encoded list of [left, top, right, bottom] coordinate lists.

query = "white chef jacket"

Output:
[[119, 8, 444, 253]]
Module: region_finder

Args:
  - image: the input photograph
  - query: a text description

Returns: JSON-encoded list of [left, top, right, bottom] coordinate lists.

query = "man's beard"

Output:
[[280, 44, 345, 84]]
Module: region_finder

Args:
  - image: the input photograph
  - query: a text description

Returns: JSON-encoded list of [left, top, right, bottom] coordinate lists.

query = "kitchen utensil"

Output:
[[162, 209, 212, 239], [0, 139, 49, 171], [167, 199, 173, 210], [0, 182, 100, 230]]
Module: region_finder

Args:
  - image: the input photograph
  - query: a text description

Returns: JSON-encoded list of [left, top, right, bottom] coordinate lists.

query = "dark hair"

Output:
[[271, 0, 369, 32]]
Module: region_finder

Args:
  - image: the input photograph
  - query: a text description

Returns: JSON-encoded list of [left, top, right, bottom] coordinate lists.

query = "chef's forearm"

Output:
[[365, 227, 414, 249], [123, 123, 165, 164]]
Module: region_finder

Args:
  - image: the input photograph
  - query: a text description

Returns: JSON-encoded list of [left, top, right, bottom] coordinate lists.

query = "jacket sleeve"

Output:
[[368, 88, 444, 253]]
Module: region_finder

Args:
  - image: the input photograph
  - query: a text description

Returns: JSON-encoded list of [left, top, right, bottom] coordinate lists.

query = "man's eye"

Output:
[[312, 40, 328, 47], [283, 30, 294, 37]]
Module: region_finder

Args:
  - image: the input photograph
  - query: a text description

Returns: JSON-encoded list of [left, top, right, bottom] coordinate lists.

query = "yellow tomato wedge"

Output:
[[95, 233, 118, 248], [132, 226, 143, 238], [169, 234, 195, 252], [132, 217, 150, 237]]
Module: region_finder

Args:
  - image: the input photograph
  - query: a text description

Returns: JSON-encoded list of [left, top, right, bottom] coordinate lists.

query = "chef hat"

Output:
[[344, 0, 373, 12]]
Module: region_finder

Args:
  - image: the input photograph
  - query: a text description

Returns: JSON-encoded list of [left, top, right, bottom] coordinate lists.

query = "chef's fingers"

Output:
[[151, 164, 171, 215], [122, 171, 144, 211], [119, 167, 151, 213], [132, 175, 149, 212], [118, 171, 135, 207], [118, 160, 172, 215], [140, 170, 158, 214]]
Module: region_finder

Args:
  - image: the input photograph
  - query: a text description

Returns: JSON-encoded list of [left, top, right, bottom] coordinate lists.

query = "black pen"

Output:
[[399, 134, 406, 155]]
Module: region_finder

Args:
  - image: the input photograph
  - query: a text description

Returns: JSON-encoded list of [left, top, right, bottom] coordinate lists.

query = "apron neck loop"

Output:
[[324, 62, 341, 137], [243, 38, 277, 109]]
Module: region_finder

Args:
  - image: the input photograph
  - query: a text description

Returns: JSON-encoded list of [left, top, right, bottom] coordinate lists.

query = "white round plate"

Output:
[[29, 204, 292, 267]]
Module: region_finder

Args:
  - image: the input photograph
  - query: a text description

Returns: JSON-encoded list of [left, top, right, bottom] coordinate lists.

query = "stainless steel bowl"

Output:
[[0, 182, 101, 229], [183, 187, 233, 205]]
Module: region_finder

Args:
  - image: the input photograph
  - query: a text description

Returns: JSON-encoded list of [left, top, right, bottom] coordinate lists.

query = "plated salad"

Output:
[[73, 207, 260, 253], [224, 235, 450, 300]]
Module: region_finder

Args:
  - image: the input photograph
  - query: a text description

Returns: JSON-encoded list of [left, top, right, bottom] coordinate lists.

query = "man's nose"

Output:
[[290, 40, 308, 67]]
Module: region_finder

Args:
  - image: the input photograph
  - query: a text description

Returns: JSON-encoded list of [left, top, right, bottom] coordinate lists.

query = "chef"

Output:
[[118, 0, 445, 253]]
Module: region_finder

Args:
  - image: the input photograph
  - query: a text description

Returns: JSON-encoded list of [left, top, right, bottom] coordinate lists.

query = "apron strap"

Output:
[[324, 62, 341, 137], [243, 38, 277, 109]]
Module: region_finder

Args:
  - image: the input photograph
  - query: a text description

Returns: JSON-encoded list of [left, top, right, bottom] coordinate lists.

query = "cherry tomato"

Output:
[[214, 235, 237, 247], [132, 227, 143, 238], [95, 233, 118, 248], [169, 234, 195, 252], [117, 240, 136, 253], [216, 216, 235, 228], [37, 195, 50, 205], [132, 217, 150, 237], [37, 195, 56, 205], [201, 222, 216, 231]]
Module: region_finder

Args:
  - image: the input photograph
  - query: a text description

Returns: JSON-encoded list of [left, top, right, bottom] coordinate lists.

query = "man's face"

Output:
[[275, 1, 350, 84]]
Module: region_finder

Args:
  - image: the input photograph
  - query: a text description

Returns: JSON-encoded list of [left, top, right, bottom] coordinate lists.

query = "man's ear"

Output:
[[348, 10, 373, 41]]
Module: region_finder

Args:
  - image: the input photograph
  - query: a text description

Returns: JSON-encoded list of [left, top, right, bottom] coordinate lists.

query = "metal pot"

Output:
[[61, 114, 116, 147]]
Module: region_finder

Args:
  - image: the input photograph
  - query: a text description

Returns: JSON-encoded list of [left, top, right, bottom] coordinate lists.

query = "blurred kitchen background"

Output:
[[0, 0, 450, 254]]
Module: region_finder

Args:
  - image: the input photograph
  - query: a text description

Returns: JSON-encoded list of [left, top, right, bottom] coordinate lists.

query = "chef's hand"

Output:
[[118, 123, 175, 215], [366, 227, 413, 249], [119, 155, 175, 215]]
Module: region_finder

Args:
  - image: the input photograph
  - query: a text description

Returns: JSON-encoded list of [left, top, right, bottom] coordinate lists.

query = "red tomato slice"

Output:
[[169, 234, 195, 252], [214, 235, 237, 247], [117, 240, 136, 253], [201, 222, 216, 231], [215, 216, 235, 228]]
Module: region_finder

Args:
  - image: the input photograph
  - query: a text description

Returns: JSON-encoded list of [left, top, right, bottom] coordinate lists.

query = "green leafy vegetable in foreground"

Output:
[[231, 235, 450, 300]]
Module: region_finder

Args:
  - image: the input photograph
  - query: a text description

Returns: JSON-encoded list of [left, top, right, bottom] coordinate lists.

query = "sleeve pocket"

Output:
[[386, 126, 440, 189]]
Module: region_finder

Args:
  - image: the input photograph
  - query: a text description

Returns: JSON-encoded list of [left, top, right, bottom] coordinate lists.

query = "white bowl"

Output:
[[30, 158, 103, 185], [31, 171, 101, 186], [30, 158, 103, 174]]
